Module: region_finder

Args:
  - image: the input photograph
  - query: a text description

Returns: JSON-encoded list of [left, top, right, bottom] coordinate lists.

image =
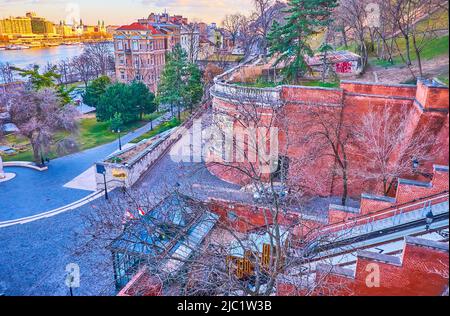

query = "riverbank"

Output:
[[0, 42, 113, 74]]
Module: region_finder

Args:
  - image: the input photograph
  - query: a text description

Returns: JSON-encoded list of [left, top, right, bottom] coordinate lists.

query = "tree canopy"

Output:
[[130, 81, 156, 120], [12, 65, 74, 105], [157, 45, 204, 119], [83, 75, 111, 108], [8, 88, 78, 164], [96, 81, 156, 125], [268, 0, 338, 83]]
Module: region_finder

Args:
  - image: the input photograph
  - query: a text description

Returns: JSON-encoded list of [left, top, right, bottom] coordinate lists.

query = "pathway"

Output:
[[0, 111, 242, 296], [0, 112, 172, 221]]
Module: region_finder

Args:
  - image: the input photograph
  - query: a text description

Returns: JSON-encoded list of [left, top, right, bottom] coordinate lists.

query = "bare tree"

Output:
[[0, 62, 14, 84], [182, 23, 201, 63], [336, 0, 370, 71], [84, 42, 114, 77], [301, 106, 352, 206], [8, 88, 79, 165], [251, 0, 285, 59], [57, 58, 74, 85], [352, 104, 437, 196], [202, 63, 224, 102], [405, 0, 447, 78], [71, 54, 94, 87], [222, 13, 247, 47], [236, 16, 255, 57]]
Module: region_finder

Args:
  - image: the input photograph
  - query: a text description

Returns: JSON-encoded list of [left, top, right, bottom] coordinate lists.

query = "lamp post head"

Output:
[[426, 210, 434, 224], [412, 158, 420, 170]]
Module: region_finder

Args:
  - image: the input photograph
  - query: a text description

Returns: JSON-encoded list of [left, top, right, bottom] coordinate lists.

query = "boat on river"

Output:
[[6, 45, 30, 50]]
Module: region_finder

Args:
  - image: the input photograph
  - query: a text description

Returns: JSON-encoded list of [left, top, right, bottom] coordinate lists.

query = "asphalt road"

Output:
[[0, 112, 242, 295], [0, 113, 172, 221]]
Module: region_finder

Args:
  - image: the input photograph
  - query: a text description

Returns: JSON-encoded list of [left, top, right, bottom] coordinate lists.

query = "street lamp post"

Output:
[[103, 171, 109, 201], [425, 210, 434, 230], [117, 129, 122, 151]]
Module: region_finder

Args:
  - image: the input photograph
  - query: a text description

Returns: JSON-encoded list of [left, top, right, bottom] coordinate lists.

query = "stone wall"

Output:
[[95, 105, 208, 191], [209, 63, 450, 199], [277, 236, 449, 296]]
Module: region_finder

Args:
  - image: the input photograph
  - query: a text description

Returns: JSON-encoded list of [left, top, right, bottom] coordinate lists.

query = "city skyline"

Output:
[[0, 0, 254, 25]]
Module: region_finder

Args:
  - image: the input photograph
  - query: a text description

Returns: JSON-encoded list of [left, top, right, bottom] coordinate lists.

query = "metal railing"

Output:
[[319, 192, 449, 241]]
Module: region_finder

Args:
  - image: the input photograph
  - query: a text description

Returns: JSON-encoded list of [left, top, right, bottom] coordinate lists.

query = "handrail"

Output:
[[322, 191, 449, 234]]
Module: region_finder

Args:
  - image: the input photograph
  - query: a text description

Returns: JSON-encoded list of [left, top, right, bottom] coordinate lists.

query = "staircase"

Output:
[[295, 164, 449, 260]]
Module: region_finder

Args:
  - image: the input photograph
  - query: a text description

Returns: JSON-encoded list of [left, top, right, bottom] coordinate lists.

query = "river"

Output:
[[0, 45, 86, 69]]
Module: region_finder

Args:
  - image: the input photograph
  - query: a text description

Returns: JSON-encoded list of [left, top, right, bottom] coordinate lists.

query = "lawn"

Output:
[[76, 117, 149, 150], [130, 111, 190, 144], [234, 81, 279, 88], [1, 112, 165, 162], [299, 80, 340, 88], [437, 74, 449, 86], [372, 34, 449, 67]]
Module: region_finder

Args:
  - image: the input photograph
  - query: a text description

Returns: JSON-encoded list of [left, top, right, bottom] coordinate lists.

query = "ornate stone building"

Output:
[[113, 13, 188, 92]]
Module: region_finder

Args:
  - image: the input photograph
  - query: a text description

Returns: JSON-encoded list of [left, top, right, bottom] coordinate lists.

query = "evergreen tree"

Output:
[[158, 45, 188, 121], [12, 65, 73, 105], [110, 112, 124, 132], [97, 83, 137, 123], [184, 63, 203, 113], [83, 75, 111, 108], [267, 0, 338, 83], [129, 81, 156, 120], [158, 45, 203, 120]]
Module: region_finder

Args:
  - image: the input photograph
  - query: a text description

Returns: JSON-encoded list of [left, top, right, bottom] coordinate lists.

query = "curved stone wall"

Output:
[[208, 60, 450, 199]]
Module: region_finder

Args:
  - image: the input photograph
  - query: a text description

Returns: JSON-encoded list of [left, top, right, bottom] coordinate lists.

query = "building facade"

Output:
[[26, 12, 56, 35], [113, 13, 188, 92], [180, 24, 200, 63], [0, 16, 33, 36], [114, 23, 169, 93]]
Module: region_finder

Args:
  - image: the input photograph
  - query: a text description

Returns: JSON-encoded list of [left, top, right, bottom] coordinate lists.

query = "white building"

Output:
[[180, 24, 200, 63]]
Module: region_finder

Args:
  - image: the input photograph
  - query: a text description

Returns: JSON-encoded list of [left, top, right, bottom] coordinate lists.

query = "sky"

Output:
[[0, 0, 254, 25]]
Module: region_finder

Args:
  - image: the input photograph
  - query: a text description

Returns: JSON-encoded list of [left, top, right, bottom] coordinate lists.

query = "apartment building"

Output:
[[180, 24, 200, 62], [113, 13, 189, 92], [0, 16, 33, 36]]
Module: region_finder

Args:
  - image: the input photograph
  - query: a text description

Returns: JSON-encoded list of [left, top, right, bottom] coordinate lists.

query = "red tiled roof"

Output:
[[117, 22, 161, 34]]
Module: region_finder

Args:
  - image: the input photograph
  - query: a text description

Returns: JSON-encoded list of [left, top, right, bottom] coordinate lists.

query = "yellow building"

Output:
[[0, 16, 33, 35], [26, 12, 56, 35], [55, 23, 75, 37]]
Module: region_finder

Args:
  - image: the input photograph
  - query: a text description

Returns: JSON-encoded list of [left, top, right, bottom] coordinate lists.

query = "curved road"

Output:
[[0, 111, 244, 296], [0, 113, 171, 221]]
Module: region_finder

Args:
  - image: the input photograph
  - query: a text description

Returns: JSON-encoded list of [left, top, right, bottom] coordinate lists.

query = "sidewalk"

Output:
[[0, 112, 172, 221]]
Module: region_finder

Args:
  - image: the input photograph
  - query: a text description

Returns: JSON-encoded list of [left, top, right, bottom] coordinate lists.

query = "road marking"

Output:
[[0, 190, 105, 228]]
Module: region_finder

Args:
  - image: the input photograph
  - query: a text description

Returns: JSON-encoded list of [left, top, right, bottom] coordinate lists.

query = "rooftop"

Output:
[[110, 194, 219, 274], [116, 22, 162, 34]]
